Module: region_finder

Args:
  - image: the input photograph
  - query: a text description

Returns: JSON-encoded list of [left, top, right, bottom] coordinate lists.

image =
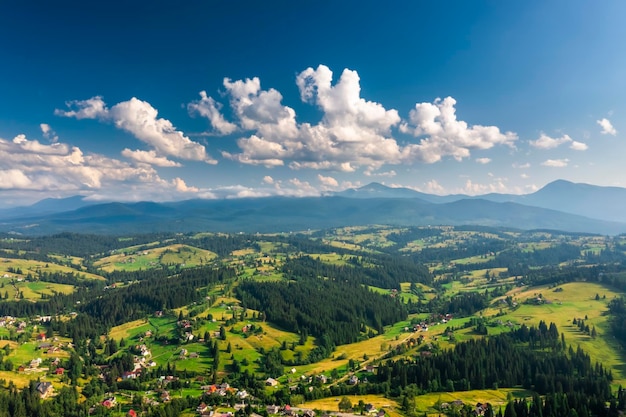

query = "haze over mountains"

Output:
[[1, 180, 625, 235]]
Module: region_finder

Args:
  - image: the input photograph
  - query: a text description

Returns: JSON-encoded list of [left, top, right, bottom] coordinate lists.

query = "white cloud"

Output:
[[317, 174, 339, 188], [172, 177, 198, 193], [40, 123, 58, 142], [461, 179, 511, 195], [199, 65, 517, 171], [541, 159, 569, 168], [222, 65, 405, 171], [513, 162, 531, 169], [475, 157, 491, 164], [263, 175, 274, 184], [569, 141, 588, 151], [530, 133, 573, 149], [110, 98, 216, 164], [400, 96, 518, 163], [188, 91, 237, 135], [0, 169, 33, 189], [57, 96, 216, 165], [224, 77, 299, 140], [364, 169, 396, 177], [54, 96, 108, 120], [0, 134, 162, 191], [121, 149, 182, 167], [521, 173, 529, 179], [423, 179, 446, 194], [288, 178, 318, 195], [597, 118, 617, 136]]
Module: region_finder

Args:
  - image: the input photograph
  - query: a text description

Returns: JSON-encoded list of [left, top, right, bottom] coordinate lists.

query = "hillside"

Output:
[[1, 194, 625, 236]]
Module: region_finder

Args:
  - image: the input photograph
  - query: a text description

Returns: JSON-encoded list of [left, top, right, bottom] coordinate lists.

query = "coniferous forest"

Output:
[[1, 226, 626, 416]]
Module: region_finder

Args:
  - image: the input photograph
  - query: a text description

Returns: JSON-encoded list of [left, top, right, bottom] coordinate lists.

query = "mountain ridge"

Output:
[[2, 179, 626, 235]]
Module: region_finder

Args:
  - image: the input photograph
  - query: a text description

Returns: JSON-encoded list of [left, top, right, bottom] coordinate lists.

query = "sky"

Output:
[[1, 1, 625, 207]]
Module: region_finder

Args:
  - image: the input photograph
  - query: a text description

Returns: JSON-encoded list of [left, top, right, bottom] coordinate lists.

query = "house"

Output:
[[347, 375, 359, 385], [303, 410, 315, 417], [37, 333, 47, 341], [55, 367, 64, 375], [265, 377, 278, 387], [475, 403, 490, 416], [266, 405, 280, 414], [364, 404, 376, 413], [123, 371, 139, 379], [30, 358, 42, 368], [35, 382, 54, 398], [197, 403, 210, 413], [102, 397, 117, 408], [127, 410, 137, 417]]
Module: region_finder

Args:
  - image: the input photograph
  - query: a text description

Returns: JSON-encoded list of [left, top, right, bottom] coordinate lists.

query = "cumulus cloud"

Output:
[[217, 65, 405, 171], [513, 162, 530, 169], [423, 179, 446, 194], [317, 174, 339, 188], [188, 91, 237, 135], [199, 65, 518, 171], [529, 133, 587, 151], [56, 96, 216, 164], [476, 157, 491, 164], [364, 169, 396, 177], [55, 96, 108, 119], [263, 175, 274, 184], [569, 141, 588, 151], [0, 169, 33, 189], [224, 77, 299, 140], [530, 133, 573, 149], [399, 97, 518, 163], [0, 134, 159, 191], [172, 177, 199, 192], [541, 159, 569, 168], [40, 123, 58, 142], [597, 118, 617, 136], [461, 179, 511, 195], [288, 178, 318, 195], [121, 149, 182, 167], [109, 98, 215, 163]]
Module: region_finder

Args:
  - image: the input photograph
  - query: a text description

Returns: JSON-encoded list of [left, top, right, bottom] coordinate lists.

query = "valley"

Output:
[[0, 226, 625, 416]]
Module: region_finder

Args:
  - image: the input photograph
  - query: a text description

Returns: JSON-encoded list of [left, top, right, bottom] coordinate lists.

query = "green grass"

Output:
[[497, 281, 626, 385], [94, 244, 217, 272], [413, 389, 533, 414], [0, 258, 104, 280]]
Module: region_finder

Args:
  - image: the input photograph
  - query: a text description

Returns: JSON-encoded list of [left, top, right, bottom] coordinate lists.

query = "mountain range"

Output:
[[1, 180, 626, 235]]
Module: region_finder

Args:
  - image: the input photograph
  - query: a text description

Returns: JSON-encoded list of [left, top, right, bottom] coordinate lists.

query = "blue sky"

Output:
[[0, 1, 624, 207]]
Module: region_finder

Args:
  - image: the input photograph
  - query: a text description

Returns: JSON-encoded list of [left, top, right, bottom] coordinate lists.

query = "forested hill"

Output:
[[1, 195, 625, 235]]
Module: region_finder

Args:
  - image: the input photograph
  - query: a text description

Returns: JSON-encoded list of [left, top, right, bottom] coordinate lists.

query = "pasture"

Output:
[[0, 258, 104, 280], [94, 244, 217, 272], [497, 281, 626, 384]]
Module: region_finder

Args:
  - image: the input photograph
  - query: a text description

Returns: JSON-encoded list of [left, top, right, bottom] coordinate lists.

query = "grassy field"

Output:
[[94, 244, 217, 272], [12, 281, 75, 301], [412, 388, 532, 415], [0, 258, 104, 280], [497, 281, 626, 384], [299, 395, 401, 417]]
